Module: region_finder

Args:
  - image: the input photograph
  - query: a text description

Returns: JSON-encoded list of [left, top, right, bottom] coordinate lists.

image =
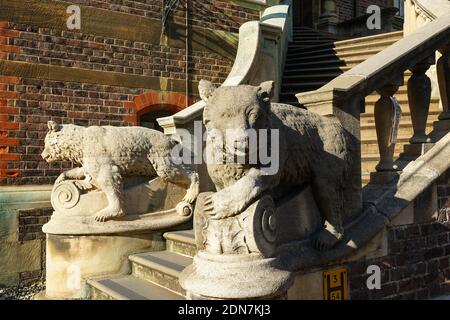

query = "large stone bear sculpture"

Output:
[[41, 121, 199, 222], [199, 80, 357, 250]]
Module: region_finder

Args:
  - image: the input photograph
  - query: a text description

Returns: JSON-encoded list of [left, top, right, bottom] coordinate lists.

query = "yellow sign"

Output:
[[323, 268, 348, 300]]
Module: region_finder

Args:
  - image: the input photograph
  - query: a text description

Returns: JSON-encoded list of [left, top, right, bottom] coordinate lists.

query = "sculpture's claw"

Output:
[[55, 173, 67, 185], [312, 227, 343, 252], [94, 208, 125, 222], [183, 188, 198, 204]]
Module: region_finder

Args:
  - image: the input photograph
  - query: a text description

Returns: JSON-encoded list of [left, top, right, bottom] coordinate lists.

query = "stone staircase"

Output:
[[87, 230, 196, 300], [280, 28, 441, 185]]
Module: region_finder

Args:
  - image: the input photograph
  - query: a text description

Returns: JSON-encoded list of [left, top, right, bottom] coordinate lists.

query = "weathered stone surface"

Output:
[[42, 121, 199, 222], [0, 240, 42, 287], [45, 233, 165, 299]]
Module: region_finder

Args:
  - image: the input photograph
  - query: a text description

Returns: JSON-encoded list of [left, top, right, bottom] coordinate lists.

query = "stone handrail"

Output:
[[157, 1, 292, 135]]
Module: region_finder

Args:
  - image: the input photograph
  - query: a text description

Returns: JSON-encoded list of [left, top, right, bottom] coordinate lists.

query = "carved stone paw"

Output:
[[94, 207, 125, 222], [55, 173, 67, 185], [183, 186, 199, 204], [204, 190, 242, 220], [312, 221, 344, 251]]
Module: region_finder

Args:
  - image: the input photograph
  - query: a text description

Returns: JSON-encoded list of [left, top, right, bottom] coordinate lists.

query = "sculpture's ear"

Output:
[[199, 80, 216, 102], [47, 121, 62, 132], [257, 81, 274, 103]]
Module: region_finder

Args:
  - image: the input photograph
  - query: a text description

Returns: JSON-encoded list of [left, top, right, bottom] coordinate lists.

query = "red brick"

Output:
[[0, 146, 8, 154], [0, 37, 7, 45], [0, 29, 19, 38], [0, 106, 19, 114], [123, 114, 138, 124], [0, 137, 19, 146], [0, 44, 19, 53], [0, 161, 7, 169], [0, 76, 20, 84], [0, 115, 8, 121], [123, 101, 135, 109], [0, 92, 19, 99], [0, 169, 19, 177], [0, 22, 9, 28], [0, 154, 20, 161], [0, 52, 6, 60], [0, 122, 19, 130]]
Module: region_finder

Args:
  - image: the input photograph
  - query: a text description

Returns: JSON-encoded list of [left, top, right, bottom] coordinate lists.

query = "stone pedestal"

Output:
[[369, 171, 401, 185], [401, 142, 435, 159], [45, 233, 165, 299], [430, 119, 450, 142], [316, 0, 338, 34], [181, 252, 293, 300], [42, 177, 194, 299], [181, 188, 323, 300]]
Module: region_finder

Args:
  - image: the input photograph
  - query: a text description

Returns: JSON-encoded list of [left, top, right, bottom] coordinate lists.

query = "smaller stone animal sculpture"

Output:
[[200, 80, 356, 250], [41, 121, 199, 222]]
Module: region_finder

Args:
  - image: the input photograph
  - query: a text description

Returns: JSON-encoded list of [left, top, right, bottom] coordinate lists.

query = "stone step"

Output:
[[334, 31, 403, 48], [360, 109, 441, 125], [282, 72, 342, 81], [361, 153, 401, 173], [286, 40, 396, 60], [361, 136, 410, 154], [164, 229, 196, 257], [283, 65, 346, 76], [360, 121, 435, 139], [363, 100, 441, 113], [87, 275, 184, 300], [129, 250, 192, 296], [286, 49, 382, 64]]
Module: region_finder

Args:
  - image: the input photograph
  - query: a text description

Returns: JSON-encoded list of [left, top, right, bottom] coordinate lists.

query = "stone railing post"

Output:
[[408, 56, 435, 144], [437, 46, 450, 121], [373, 82, 402, 176], [317, 0, 338, 34], [430, 45, 450, 142]]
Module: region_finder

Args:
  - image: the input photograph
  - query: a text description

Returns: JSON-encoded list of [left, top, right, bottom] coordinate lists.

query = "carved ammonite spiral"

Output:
[[243, 195, 277, 257], [51, 181, 82, 210], [176, 201, 193, 217], [258, 196, 277, 244]]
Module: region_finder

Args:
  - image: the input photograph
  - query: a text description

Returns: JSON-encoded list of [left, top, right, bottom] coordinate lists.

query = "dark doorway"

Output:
[[139, 110, 173, 132], [292, 0, 314, 28]]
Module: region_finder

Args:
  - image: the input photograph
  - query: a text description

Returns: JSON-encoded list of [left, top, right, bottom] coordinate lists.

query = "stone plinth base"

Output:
[[44, 232, 165, 299], [402, 143, 435, 158], [370, 171, 401, 184], [180, 251, 293, 300]]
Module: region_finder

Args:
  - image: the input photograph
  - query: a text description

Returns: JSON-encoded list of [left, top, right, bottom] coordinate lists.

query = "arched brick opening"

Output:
[[122, 91, 197, 126]]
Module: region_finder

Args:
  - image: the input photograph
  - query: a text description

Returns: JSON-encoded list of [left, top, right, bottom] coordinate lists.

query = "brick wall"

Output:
[[0, 0, 259, 186], [348, 223, 450, 299], [337, 0, 393, 22], [16, 207, 52, 285]]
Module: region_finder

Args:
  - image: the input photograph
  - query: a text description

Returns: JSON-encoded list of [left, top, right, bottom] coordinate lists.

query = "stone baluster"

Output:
[[428, 46, 450, 143], [437, 46, 450, 121], [374, 83, 402, 173], [407, 56, 434, 144]]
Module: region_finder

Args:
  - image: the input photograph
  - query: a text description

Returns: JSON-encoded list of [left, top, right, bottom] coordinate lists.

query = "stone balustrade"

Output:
[[297, 12, 450, 186]]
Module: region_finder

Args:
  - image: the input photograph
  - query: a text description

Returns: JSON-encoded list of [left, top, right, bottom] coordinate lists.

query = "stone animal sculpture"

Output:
[[41, 121, 199, 222], [199, 80, 356, 250]]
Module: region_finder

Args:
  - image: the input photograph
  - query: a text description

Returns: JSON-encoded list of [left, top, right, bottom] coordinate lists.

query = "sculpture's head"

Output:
[[41, 121, 81, 163], [200, 80, 274, 161]]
